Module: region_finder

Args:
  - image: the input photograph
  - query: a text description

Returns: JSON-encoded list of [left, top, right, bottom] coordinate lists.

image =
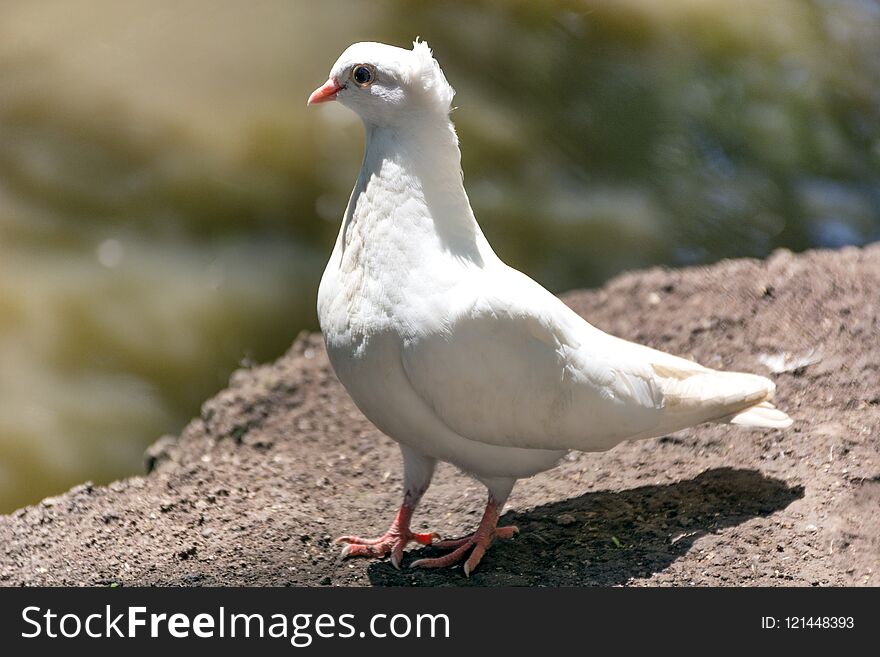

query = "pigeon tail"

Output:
[[725, 401, 793, 429], [651, 363, 792, 431]]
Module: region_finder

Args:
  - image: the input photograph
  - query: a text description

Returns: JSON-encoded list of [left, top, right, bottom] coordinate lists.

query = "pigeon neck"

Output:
[[359, 116, 494, 266]]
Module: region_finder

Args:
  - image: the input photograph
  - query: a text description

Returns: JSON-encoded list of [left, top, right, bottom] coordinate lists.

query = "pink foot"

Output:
[[410, 499, 518, 576], [336, 504, 439, 569]]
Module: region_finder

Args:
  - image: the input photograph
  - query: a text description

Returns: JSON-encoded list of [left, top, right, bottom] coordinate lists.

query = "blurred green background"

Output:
[[0, 0, 878, 512]]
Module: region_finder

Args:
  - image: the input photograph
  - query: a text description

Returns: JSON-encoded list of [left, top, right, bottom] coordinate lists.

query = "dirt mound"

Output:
[[1, 245, 877, 586]]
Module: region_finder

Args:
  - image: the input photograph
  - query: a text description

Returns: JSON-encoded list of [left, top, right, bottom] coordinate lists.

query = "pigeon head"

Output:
[[308, 40, 455, 125]]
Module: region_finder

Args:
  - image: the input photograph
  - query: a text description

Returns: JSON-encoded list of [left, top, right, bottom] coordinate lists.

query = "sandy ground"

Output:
[[1, 245, 877, 586]]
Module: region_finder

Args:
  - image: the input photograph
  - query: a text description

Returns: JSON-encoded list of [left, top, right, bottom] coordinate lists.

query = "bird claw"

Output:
[[335, 528, 440, 568], [409, 496, 517, 576], [410, 525, 518, 576]]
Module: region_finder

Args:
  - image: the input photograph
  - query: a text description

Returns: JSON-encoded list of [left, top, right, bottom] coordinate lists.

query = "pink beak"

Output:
[[307, 78, 344, 106]]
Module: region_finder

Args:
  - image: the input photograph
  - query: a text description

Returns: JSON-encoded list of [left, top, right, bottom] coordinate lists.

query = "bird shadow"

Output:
[[365, 467, 804, 586]]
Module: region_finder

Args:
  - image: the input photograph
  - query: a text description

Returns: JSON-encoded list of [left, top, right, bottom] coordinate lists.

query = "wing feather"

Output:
[[399, 268, 785, 452]]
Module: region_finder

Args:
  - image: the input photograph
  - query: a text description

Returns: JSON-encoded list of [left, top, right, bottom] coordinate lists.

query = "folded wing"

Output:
[[400, 269, 789, 452]]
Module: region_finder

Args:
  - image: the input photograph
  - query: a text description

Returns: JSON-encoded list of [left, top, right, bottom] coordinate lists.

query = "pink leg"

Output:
[[337, 446, 438, 569], [336, 503, 440, 569], [410, 497, 518, 577]]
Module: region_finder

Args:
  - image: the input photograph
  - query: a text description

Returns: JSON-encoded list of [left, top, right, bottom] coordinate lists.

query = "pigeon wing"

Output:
[[399, 269, 782, 452]]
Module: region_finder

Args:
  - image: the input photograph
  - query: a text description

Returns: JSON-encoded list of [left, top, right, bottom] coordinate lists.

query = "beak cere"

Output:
[[308, 78, 344, 106]]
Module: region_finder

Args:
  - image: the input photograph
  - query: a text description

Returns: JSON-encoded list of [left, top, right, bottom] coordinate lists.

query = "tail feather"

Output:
[[656, 367, 773, 410], [650, 359, 792, 431], [726, 401, 793, 429]]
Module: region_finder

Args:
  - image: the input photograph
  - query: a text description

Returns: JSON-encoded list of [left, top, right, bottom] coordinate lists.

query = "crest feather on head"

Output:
[[410, 39, 455, 112]]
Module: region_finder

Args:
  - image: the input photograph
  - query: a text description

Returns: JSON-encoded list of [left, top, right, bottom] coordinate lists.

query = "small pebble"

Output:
[[555, 513, 577, 526]]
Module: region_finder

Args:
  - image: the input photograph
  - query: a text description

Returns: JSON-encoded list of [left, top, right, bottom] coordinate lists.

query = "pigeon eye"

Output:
[[351, 64, 375, 87]]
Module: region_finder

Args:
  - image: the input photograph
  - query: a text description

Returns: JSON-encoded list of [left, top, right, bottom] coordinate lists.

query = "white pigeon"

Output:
[[308, 40, 792, 576]]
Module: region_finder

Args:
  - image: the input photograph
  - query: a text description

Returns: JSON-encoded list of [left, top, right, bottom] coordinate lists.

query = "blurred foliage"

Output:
[[386, 0, 880, 288], [0, 0, 877, 511]]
